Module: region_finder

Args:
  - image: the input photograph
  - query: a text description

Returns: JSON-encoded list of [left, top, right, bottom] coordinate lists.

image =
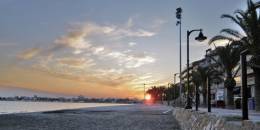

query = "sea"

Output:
[[0, 101, 127, 114]]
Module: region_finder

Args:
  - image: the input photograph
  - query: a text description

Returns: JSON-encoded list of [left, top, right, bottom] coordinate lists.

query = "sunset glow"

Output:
[[0, 0, 246, 99], [145, 94, 151, 101]]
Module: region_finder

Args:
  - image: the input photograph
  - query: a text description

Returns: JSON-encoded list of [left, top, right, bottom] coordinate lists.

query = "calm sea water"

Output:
[[0, 101, 128, 114]]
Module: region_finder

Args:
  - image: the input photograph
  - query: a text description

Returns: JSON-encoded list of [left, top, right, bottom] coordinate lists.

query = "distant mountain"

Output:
[[0, 86, 74, 98]]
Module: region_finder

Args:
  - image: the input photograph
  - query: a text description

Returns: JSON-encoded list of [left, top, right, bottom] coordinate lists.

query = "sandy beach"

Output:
[[0, 104, 180, 130]]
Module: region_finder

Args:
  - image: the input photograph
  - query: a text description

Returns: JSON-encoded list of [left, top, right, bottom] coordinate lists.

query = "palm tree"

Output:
[[191, 67, 207, 106], [164, 84, 180, 100], [209, 0, 260, 110], [190, 65, 223, 106], [146, 86, 166, 102], [207, 43, 241, 108]]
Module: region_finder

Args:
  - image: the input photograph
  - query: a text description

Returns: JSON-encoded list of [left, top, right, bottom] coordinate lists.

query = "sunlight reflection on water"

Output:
[[0, 101, 129, 114]]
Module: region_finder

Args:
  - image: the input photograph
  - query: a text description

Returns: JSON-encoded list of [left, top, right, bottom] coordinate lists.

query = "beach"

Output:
[[0, 104, 180, 130]]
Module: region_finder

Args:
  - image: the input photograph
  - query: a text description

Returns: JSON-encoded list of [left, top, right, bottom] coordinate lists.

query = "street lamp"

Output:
[[241, 49, 249, 120], [185, 29, 207, 109], [176, 7, 183, 105], [206, 49, 212, 112]]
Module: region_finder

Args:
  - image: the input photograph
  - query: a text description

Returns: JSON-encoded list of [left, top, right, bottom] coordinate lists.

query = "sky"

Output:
[[0, 0, 248, 99]]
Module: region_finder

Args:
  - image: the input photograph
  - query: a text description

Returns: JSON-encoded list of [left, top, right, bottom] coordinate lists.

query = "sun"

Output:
[[145, 94, 151, 100]]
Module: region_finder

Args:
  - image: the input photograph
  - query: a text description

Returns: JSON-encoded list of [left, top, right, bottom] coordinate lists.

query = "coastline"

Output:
[[0, 101, 131, 115], [0, 104, 180, 130]]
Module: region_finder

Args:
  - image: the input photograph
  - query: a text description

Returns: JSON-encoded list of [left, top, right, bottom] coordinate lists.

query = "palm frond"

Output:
[[234, 9, 247, 16], [221, 14, 240, 26], [208, 35, 234, 46], [255, 1, 260, 8], [220, 28, 243, 38]]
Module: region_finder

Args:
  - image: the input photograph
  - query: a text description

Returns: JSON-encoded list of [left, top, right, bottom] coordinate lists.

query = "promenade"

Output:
[[198, 107, 260, 122], [0, 104, 180, 130]]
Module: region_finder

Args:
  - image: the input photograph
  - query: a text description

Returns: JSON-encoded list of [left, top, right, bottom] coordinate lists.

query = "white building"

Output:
[[186, 51, 256, 109]]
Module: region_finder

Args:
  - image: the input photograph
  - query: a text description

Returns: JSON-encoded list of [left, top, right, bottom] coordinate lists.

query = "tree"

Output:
[[191, 67, 207, 106], [209, 0, 260, 110], [146, 86, 166, 102], [207, 43, 241, 108], [191, 65, 223, 107], [164, 84, 180, 101]]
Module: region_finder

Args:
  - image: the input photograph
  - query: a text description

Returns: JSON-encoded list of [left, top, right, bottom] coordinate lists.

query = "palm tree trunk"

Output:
[[226, 87, 234, 109], [224, 76, 235, 109], [252, 56, 260, 111], [202, 83, 207, 107], [254, 69, 260, 111], [253, 65, 260, 111], [203, 91, 207, 106]]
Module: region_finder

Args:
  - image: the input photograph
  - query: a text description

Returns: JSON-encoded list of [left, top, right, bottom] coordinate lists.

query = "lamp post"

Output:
[[185, 29, 207, 109], [241, 49, 249, 120], [176, 7, 183, 105], [174, 73, 179, 100], [167, 83, 171, 105], [195, 80, 199, 111], [206, 49, 212, 112]]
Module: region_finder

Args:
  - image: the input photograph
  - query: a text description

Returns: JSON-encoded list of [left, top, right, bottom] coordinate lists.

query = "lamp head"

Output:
[[176, 7, 182, 14], [176, 7, 182, 19], [195, 31, 207, 42]]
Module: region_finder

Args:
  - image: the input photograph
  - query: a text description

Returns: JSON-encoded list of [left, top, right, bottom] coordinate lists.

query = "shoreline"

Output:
[[0, 101, 132, 115], [0, 100, 136, 104], [0, 104, 180, 130]]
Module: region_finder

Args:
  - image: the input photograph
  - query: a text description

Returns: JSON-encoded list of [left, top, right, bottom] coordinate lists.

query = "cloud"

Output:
[[106, 51, 155, 68], [97, 68, 124, 75], [16, 18, 159, 89], [210, 39, 230, 47], [132, 29, 155, 37], [128, 42, 137, 47], [102, 26, 115, 34], [110, 28, 155, 38], [18, 18, 157, 59], [107, 52, 125, 58], [91, 46, 105, 55], [131, 73, 154, 85], [17, 48, 40, 60], [124, 55, 155, 68], [32, 61, 136, 88], [73, 50, 83, 54], [54, 24, 95, 50], [57, 57, 95, 69], [138, 74, 152, 80], [91, 68, 137, 86], [55, 21, 155, 49], [102, 17, 156, 38], [44, 21, 156, 58], [150, 19, 167, 29]]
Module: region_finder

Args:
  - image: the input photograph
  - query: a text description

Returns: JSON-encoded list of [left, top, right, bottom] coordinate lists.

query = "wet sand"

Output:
[[0, 104, 180, 130]]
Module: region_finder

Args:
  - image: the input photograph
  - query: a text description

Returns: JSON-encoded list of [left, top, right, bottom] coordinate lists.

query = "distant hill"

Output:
[[0, 86, 73, 98]]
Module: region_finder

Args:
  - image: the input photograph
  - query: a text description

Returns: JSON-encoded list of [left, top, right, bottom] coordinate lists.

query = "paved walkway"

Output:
[[196, 107, 260, 122], [0, 104, 181, 130]]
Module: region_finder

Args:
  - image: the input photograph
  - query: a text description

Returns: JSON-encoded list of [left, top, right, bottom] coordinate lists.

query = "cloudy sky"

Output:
[[0, 0, 247, 98]]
